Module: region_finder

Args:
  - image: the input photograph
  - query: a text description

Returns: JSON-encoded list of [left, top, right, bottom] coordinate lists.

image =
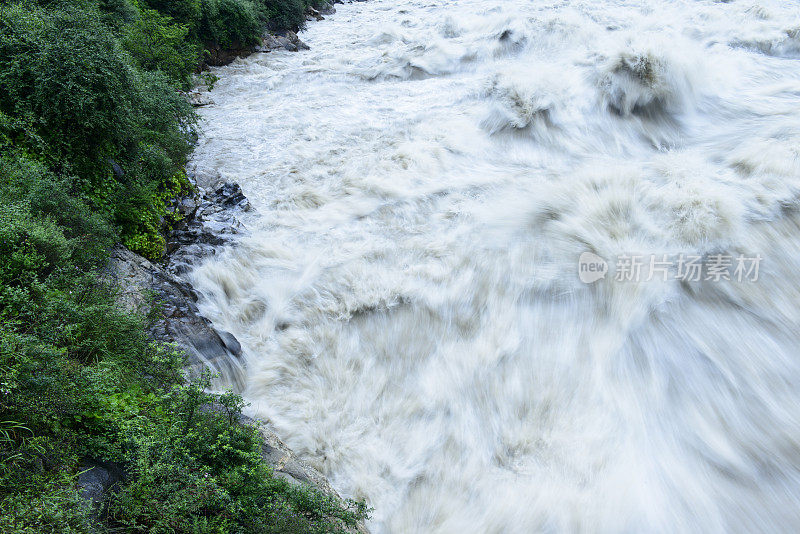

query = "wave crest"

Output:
[[596, 42, 698, 117]]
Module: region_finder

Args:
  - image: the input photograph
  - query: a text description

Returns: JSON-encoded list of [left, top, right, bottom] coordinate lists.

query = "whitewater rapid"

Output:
[[188, 0, 800, 531]]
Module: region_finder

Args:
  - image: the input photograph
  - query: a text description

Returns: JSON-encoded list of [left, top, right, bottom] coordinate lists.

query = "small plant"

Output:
[[197, 70, 221, 91]]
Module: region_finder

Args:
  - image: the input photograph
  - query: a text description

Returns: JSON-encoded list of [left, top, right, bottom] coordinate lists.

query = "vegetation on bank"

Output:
[[0, 0, 368, 532]]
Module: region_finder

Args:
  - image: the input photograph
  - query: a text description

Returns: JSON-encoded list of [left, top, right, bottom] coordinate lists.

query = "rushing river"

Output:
[[188, 0, 800, 531]]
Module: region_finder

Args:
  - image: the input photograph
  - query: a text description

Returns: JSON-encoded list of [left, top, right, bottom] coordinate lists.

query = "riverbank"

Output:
[[0, 0, 369, 531], [103, 175, 368, 532]]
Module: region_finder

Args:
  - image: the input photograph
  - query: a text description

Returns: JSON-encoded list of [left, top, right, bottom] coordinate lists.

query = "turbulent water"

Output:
[[188, 0, 800, 531]]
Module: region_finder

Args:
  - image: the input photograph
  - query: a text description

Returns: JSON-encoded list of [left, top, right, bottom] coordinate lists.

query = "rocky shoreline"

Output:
[[201, 1, 336, 67], [86, 9, 369, 528], [104, 177, 367, 530]]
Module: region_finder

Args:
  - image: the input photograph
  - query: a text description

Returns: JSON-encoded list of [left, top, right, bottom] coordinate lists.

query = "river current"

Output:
[[188, 0, 800, 531]]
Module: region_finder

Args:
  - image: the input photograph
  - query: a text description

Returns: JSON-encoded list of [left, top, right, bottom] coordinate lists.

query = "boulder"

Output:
[[78, 458, 126, 519], [318, 2, 336, 15], [257, 34, 284, 52], [307, 7, 325, 21]]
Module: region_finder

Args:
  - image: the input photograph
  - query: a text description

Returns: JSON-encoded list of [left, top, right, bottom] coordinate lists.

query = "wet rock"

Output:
[[78, 458, 126, 517], [257, 34, 284, 52], [318, 2, 336, 15], [179, 196, 199, 218], [217, 329, 242, 356], [204, 43, 253, 66], [271, 30, 310, 51], [213, 182, 252, 211], [307, 7, 325, 21], [258, 31, 308, 52], [107, 245, 245, 388], [279, 35, 298, 52], [105, 176, 253, 389], [287, 30, 311, 50], [187, 91, 214, 107]]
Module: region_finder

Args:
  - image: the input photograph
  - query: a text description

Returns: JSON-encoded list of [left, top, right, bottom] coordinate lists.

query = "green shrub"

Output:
[[0, 3, 140, 181], [124, 8, 200, 87], [0, 151, 115, 267], [142, 0, 202, 29], [0, 469, 93, 534], [0, 2, 196, 260], [200, 0, 263, 47], [261, 0, 307, 33], [112, 377, 370, 533]]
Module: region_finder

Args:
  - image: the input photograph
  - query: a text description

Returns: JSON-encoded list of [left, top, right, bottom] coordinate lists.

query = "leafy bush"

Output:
[[0, 2, 197, 259], [124, 8, 200, 87], [0, 469, 93, 534], [112, 378, 370, 533], [142, 0, 202, 30], [261, 0, 308, 33], [199, 0, 264, 47]]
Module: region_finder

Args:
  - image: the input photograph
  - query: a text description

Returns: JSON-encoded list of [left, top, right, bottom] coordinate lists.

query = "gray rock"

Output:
[[257, 34, 284, 52], [233, 411, 368, 534], [287, 30, 311, 51], [214, 182, 252, 211], [318, 2, 336, 15], [276, 30, 310, 51], [187, 91, 214, 107], [107, 245, 245, 388], [78, 458, 126, 518], [306, 7, 324, 21], [257, 32, 310, 53], [110, 160, 125, 179], [277, 36, 298, 52], [105, 176, 252, 390]]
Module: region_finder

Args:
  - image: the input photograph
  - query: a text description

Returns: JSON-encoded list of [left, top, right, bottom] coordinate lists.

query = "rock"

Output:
[[318, 2, 336, 15], [110, 160, 124, 179], [188, 91, 214, 107], [253, 420, 368, 533], [179, 196, 199, 219], [257, 34, 284, 52], [204, 43, 253, 67], [257, 32, 309, 53], [285, 30, 311, 50], [78, 458, 126, 518], [306, 7, 324, 21], [271, 30, 310, 52], [217, 329, 242, 356], [213, 182, 252, 211], [276, 35, 298, 52], [105, 177, 253, 389], [107, 245, 245, 389]]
